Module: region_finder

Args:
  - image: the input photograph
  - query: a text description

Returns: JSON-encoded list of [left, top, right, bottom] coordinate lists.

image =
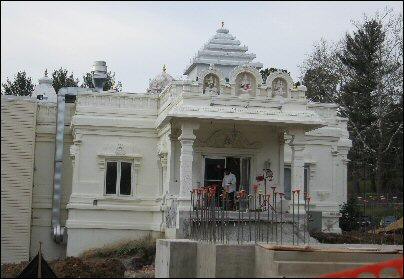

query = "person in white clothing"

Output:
[[222, 168, 237, 210]]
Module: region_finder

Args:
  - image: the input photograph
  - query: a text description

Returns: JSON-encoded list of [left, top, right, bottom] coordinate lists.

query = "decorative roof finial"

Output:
[[163, 64, 167, 73], [44, 69, 48, 77], [221, 21, 224, 28]]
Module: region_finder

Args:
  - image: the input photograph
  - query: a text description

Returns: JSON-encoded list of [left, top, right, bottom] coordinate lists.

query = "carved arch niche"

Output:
[[200, 65, 224, 95], [230, 65, 263, 97], [266, 71, 293, 98]]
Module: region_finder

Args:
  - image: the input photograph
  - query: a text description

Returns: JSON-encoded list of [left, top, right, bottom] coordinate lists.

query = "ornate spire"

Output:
[[147, 65, 175, 94], [183, 24, 263, 75], [32, 69, 56, 102]]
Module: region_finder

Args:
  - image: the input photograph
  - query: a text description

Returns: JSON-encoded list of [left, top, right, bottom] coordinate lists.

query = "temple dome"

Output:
[[147, 65, 175, 94], [31, 70, 57, 102], [184, 23, 263, 76]]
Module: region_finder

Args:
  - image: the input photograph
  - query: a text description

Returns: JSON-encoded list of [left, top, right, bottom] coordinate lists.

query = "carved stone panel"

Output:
[[203, 73, 220, 95], [272, 78, 287, 97], [235, 72, 256, 96]]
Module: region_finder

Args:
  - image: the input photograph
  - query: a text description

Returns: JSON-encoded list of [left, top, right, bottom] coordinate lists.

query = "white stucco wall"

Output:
[[65, 92, 163, 257]]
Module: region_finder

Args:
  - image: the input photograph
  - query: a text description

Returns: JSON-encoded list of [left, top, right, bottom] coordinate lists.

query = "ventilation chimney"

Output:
[[92, 61, 108, 92]]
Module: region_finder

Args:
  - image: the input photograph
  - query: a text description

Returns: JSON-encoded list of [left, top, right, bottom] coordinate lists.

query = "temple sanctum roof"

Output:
[[31, 70, 57, 102], [184, 24, 263, 75], [147, 65, 175, 94]]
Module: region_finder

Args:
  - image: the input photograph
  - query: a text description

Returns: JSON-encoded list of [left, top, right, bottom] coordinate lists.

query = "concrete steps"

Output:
[[269, 250, 402, 277], [272, 250, 399, 263], [276, 261, 370, 277], [275, 260, 401, 277]]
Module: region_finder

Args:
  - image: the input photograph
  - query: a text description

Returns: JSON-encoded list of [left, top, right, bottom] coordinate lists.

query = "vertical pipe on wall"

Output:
[[51, 61, 106, 244], [51, 91, 66, 244]]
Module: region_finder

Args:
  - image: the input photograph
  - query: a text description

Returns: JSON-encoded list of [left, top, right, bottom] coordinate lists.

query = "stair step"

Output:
[[272, 250, 400, 263], [275, 260, 401, 277]]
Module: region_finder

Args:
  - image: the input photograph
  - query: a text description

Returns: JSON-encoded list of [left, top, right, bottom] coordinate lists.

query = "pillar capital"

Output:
[[278, 129, 286, 145], [178, 122, 200, 141], [159, 153, 168, 167], [289, 143, 305, 152], [287, 127, 306, 146]]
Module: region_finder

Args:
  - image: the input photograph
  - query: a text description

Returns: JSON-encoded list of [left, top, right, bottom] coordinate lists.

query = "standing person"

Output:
[[222, 168, 237, 210]]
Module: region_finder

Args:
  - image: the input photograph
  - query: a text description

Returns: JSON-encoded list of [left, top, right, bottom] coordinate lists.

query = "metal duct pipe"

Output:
[[51, 61, 105, 244], [51, 89, 67, 243], [51, 87, 89, 243], [92, 61, 108, 92]]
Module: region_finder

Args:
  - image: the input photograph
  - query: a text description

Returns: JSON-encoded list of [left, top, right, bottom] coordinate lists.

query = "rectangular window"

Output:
[[105, 160, 133, 196], [283, 164, 310, 200], [284, 166, 291, 200], [304, 164, 310, 194], [106, 161, 118, 194], [120, 162, 132, 195]]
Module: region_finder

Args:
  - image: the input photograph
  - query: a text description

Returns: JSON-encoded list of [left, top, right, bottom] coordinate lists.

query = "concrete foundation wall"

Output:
[[156, 239, 403, 278], [155, 239, 197, 278]]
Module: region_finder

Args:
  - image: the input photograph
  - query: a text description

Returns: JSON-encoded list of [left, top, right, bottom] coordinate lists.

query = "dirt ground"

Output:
[[2, 236, 157, 278], [1, 256, 155, 278]]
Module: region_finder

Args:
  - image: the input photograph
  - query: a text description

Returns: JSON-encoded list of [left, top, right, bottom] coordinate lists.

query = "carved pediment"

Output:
[[98, 142, 141, 158], [195, 128, 260, 149], [97, 142, 143, 170]]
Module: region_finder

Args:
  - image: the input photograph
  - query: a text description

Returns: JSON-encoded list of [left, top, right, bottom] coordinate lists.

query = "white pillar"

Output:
[[331, 145, 339, 204], [338, 146, 350, 205], [178, 122, 199, 207], [289, 128, 306, 214], [159, 153, 168, 196], [168, 130, 178, 195]]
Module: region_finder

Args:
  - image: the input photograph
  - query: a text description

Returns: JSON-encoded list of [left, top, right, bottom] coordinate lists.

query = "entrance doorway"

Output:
[[204, 156, 251, 194]]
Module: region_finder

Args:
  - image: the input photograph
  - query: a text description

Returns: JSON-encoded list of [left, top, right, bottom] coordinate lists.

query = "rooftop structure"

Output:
[[184, 23, 263, 81]]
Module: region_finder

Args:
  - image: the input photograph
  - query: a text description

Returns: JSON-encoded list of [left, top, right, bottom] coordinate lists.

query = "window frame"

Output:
[[304, 163, 310, 194], [104, 159, 134, 197], [283, 163, 310, 199]]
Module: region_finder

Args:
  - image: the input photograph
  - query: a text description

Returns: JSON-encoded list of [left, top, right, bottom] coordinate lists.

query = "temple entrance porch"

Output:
[[161, 118, 314, 239]]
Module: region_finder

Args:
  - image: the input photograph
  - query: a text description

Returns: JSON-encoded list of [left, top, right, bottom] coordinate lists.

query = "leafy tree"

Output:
[[299, 39, 344, 102], [260, 67, 290, 83], [300, 8, 403, 194], [51, 68, 79, 93], [339, 10, 403, 193], [1, 71, 35, 96], [339, 197, 361, 231], [81, 71, 122, 92]]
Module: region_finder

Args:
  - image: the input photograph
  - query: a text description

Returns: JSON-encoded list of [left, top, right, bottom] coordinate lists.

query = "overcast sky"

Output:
[[1, 1, 402, 92]]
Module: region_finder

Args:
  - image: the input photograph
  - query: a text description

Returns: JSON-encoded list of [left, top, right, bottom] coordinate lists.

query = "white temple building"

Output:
[[1, 25, 351, 263]]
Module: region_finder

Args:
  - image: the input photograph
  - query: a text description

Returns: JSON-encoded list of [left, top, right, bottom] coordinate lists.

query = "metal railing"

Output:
[[187, 185, 312, 245]]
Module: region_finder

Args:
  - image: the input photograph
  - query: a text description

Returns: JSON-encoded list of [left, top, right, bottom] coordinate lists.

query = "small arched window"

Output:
[[203, 73, 220, 95], [235, 72, 256, 96], [272, 78, 288, 97]]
